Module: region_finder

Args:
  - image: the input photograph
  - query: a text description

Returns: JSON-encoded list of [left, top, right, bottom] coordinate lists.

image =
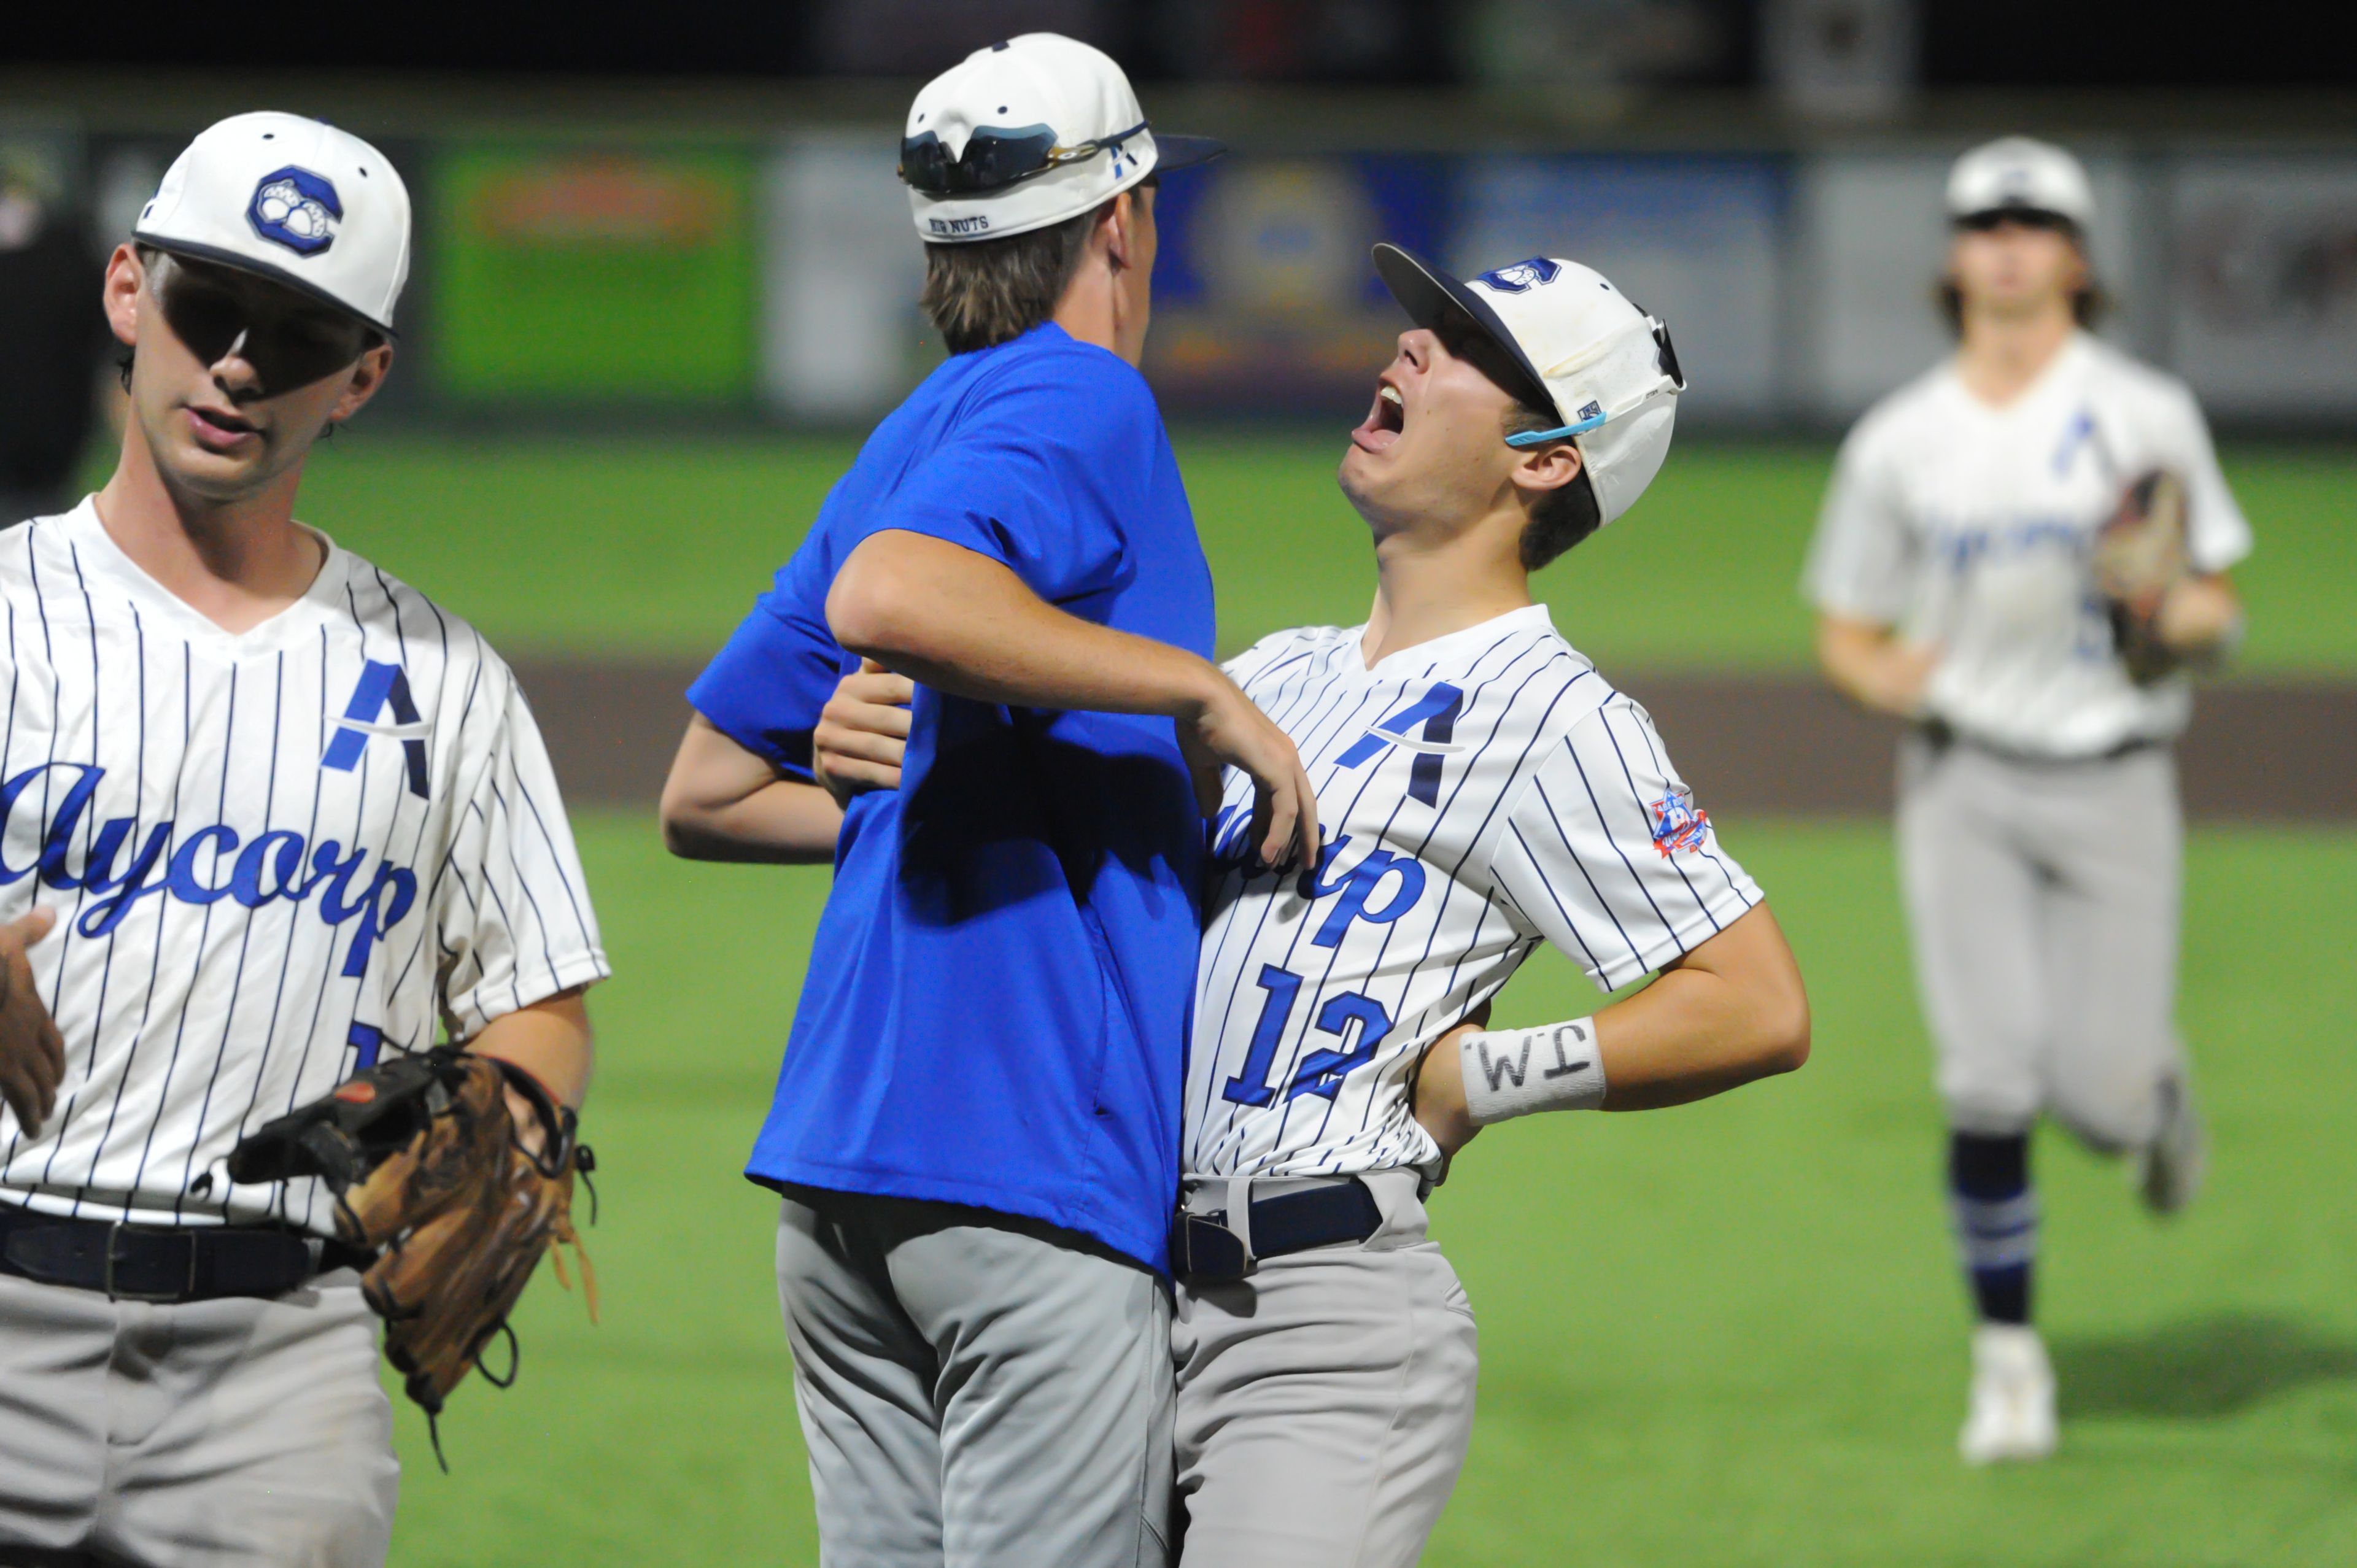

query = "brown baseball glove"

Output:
[[228, 1047, 597, 1459], [2091, 468, 2191, 682]]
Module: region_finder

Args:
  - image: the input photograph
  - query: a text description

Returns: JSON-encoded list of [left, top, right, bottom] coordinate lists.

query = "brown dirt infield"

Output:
[[514, 659, 2356, 824]]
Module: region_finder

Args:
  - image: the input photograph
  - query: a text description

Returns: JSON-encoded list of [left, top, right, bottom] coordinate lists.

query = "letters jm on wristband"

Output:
[[1460, 1019, 1607, 1126]]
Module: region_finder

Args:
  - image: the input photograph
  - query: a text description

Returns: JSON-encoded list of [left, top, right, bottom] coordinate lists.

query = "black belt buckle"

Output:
[[104, 1222, 197, 1303], [1173, 1212, 1248, 1283]]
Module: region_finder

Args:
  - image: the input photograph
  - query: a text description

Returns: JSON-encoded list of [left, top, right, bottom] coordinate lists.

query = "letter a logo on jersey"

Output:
[[323, 661, 430, 799], [1334, 682, 1465, 806]]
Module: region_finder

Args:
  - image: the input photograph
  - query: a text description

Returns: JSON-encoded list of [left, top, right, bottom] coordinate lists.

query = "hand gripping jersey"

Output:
[[1185, 605, 1761, 1180], [0, 503, 608, 1235], [1805, 332, 2253, 758]]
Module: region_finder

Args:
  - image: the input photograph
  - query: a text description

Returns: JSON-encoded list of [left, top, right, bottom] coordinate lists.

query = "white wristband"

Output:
[[1459, 1019, 1606, 1126]]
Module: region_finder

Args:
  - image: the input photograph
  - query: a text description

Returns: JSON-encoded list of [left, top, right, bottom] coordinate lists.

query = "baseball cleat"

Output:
[[2137, 1076, 2207, 1216], [1959, 1323, 2057, 1465]]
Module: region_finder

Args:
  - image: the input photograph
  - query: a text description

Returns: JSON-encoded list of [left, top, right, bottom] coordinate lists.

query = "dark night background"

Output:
[[5, 2, 2353, 88]]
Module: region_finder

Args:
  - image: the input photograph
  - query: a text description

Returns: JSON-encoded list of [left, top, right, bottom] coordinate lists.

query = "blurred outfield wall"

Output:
[[12, 109, 2357, 430]]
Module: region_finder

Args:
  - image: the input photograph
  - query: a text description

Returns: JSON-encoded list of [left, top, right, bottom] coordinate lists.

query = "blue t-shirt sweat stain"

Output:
[[689, 323, 1215, 1273]]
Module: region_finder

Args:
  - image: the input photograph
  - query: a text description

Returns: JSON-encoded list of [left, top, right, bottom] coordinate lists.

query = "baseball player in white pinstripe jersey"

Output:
[[813, 244, 1813, 1567], [0, 115, 607, 1566], [1806, 138, 2248, 1467]]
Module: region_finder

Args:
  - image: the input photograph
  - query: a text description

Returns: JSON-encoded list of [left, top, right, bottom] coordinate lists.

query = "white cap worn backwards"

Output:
[[135, 111, 412, 333], [1946, 136, 2094, 230], [900, 33, 1223, 244], [1372, 244, 1687, 530]]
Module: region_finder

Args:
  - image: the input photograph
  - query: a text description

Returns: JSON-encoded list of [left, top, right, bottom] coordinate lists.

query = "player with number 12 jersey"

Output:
[[1186, 609, 1754, 1179], [1159, 245, 1811, 1568]]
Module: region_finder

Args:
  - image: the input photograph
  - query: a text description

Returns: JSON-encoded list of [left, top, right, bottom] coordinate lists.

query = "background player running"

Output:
[[818, 245, 1813, 1567], [1804, 136, 2250, 1465], [0, 115, 607, 1564]]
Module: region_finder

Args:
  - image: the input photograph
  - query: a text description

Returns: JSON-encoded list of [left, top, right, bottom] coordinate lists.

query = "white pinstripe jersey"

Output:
[[1185, 605, 1760, 1180], [1806, 333, 2253, 757], [0, 501, 608, 1236]]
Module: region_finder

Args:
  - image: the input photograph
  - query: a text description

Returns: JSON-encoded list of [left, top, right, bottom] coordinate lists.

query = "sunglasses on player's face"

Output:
[[899, 119, 1148, 196], [1955, 207, 2078, 235], [148, 252, 375, 396], [1432, 313, 1545, 410]]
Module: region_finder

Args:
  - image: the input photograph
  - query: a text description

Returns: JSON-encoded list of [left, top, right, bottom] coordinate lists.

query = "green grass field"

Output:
[[271, 428, 2353, 1564], [292, 432, 2357, 672], [384, 817, 2357, 1568]]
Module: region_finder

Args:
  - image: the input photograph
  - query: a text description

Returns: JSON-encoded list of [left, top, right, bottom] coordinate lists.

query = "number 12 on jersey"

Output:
[[1221, 964, 1394, 1106]]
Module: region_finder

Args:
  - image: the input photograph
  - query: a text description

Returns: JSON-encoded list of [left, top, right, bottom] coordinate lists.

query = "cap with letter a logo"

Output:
[[134, 111, 411, 334], [899, 33, 1224, 244], [1372, 244, 1687, 530]]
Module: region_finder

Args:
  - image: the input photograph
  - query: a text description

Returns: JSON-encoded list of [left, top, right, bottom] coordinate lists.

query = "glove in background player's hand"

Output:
[[228, 1048, 596, 1446], [2092, 468, 2191, 682], [0, 909, 64, 1135]]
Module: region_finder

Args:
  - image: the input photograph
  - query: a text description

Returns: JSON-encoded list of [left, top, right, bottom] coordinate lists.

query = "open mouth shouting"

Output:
[[1351, 379, 1406, 455]]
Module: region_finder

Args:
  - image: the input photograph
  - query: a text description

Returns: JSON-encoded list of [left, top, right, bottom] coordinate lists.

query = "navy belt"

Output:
[[0, 1200, 365, 1303], [1171, 1176, 1382, 1283]]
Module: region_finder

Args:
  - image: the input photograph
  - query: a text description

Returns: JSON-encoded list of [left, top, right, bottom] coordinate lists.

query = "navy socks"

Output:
[[1949, 1131, 2035, 1325]]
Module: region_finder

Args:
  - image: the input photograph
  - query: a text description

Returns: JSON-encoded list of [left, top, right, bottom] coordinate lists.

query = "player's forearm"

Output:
[[827, 530, 1225, 720], [466, 989, 594, 1111], [662, 779, 844, 865], [660, 716, 845, 865], [1593, 904, 1811, 1110], [1817, 614, 1935, 718], [1428, 905, 1808, 1148]]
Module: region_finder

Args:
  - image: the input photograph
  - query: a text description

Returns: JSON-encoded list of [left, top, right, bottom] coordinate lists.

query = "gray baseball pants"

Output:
[[1897, 733, 2188, 1149], [0, 1267, 397, 1566], [1172, 1169, 1478, 1568], [775, 1192, 1175, 1568]]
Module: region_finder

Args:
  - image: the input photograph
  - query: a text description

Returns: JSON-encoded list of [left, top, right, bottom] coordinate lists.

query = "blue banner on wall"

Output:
[[1452, 155, 1786, 419], [1142, 155, 1457, 416], [1142, 152, 1784, 422]]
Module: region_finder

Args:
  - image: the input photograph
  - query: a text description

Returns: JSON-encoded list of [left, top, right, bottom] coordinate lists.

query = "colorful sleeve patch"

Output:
[[1647, 787, 1711, 857]]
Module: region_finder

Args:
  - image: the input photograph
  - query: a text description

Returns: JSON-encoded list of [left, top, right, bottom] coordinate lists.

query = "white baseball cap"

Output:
[[1946, 136, 2094, 230], [1372, 245, 1686, 530], [135, 112, 411, 334], [900, 33, 1223, 244]]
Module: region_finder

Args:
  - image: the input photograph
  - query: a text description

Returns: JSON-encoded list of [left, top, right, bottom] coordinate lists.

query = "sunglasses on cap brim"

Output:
[[1501, 321, 1687, 449], [900, 119, 1150, 198], [1954, 207, 2079, 234], [147, 251, 377, 395]]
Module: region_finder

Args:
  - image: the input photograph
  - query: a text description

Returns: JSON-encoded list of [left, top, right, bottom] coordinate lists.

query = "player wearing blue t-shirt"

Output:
[[659, 37, 1314, 1568]]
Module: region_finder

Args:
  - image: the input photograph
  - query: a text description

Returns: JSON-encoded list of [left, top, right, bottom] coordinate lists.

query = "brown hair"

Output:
[[919, 205, 1103, 355], [1500, 403, 1604, 570]]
